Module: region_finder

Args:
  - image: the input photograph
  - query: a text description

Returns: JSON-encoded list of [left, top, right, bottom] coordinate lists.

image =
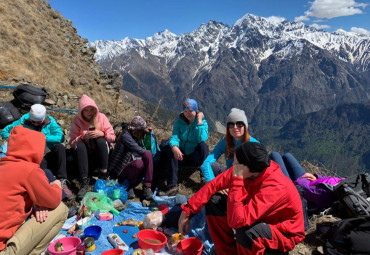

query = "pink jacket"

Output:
[[69, 94, 115, 149]]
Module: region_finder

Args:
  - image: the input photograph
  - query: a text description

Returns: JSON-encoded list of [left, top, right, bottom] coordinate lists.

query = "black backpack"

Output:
[[13, 84, 47, 109], [0, 102, 21, 129], [334, 173, 370, 218], [324, 216, 370, 254]]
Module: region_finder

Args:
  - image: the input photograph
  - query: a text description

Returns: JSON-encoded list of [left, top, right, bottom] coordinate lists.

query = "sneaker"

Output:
[[143, 186, 153, 200], [77, 178, 90, 200], [127, 187, 135, 199], [60, 179, 73, 200]]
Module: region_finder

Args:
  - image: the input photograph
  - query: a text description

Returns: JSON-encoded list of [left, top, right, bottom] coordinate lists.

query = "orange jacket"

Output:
[[182, 161, 305, 252], [69, 94, 115, 149], [0, 126, 62, 250]]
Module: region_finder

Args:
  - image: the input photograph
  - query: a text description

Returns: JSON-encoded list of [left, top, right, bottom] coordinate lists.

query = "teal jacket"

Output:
[[1, 113, 64, 150], [169, 114, 208, 155], [200, 136, 259, 182]]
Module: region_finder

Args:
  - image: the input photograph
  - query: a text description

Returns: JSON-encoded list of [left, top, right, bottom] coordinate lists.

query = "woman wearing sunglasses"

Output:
[[200, 108, 259, 183], [161, 99, 209, 193]]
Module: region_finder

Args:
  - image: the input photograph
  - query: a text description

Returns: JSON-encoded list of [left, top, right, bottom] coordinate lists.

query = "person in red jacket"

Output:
[[178, 142, 305, 255], [0, 126, 68, 255]]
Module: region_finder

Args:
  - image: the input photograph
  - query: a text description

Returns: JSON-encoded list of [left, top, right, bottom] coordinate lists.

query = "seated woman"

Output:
[[201, 108, 259, 183], [270, 152, 344, 211], [161, 99, 209, 192], [108, 116, 154, 200], [69, 94, 115, 200]]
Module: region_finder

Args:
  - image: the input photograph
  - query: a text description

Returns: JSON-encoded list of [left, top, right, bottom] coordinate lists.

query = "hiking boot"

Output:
[[99, 170, 109, 180], [158, 185, 177, 196], [77, 178, 90, 200], [143, 186, 153, 200], [60, 179, 73, 200], [127, 187, 135, 199]]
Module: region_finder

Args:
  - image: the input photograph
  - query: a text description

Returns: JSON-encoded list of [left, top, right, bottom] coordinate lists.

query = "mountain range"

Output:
[[90, 13, 370, 173]]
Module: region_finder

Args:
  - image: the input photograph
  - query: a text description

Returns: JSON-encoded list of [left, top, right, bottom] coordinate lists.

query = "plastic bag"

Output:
[[143, 211, 164, 229], [93, 179, 128, 204], [81, 192, 120, 215]]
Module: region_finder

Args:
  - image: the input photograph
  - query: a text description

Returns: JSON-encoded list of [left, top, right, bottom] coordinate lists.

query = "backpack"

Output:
[[0, 102, 21, 129], [143, 130, 161, 166], [13, 84, 47, 109], [324, 216, 370, 255], [334, 173, 370, 218]]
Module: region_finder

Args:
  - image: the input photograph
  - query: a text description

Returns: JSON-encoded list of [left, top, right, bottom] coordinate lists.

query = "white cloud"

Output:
[[294, 0, 368, 21], [350, 27, 370, 35], [294, 15, 310, 22], [310, 23, 331, 30]]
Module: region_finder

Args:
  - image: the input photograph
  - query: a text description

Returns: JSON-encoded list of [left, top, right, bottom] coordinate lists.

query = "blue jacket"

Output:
[[1, 113, 64, 150], [169, 114, 208, 155], [200, 136, 259, 182]]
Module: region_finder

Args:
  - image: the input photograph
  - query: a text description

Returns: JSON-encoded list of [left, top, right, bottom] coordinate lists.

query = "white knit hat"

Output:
[[29, 104, 46, 121], [227, 108, 248, 129]]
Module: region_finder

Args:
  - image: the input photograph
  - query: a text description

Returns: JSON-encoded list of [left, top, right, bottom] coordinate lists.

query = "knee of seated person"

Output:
[[142, 150, 152, 158], [54, 143, 65, 150], [96, 137, 107, 145], [198, 142, 209, 150], [235, 223, 272, 249], [55, 202, 68, 220]]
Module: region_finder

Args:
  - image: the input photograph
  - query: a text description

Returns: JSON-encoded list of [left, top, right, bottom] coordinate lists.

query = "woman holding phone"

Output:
[[161, 99, 209, 193], [70, 94, 115, 199]]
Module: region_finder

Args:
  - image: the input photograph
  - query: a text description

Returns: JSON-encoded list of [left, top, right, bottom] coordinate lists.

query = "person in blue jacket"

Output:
[[0, 104, 72, 199], [161, 99, 209, 192], [201, 108, 259, 183]]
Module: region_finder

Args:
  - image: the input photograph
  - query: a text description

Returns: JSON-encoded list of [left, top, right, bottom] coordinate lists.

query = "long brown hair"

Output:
[[180, 110, 199, 125], [225, 123, 250, 159]]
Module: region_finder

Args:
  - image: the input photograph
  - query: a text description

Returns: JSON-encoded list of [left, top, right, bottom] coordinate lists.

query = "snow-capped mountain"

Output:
[[90, 13, 370, 133], [91, 14, 370, 72]]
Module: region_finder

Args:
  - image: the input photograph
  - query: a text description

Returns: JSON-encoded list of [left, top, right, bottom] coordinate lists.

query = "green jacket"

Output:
[[1, 113, 64, 150], [169, 114, 208, 155]]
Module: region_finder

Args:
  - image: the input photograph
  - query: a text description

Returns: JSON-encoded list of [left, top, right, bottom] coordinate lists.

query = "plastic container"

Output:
[[157, 204, 169, 215], [101, 249, 125, 255], [137, 229, 167, 253], [48, 236, 82, 255], [177, 237, 204, 255], [84, 225, 102, 240]]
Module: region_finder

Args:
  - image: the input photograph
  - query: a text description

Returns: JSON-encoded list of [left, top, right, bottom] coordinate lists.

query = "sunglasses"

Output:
[[227, 121, 244, 129]]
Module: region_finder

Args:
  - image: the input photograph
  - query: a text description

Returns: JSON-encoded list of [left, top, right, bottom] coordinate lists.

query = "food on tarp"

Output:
[[123, 229, 128, 233], [115, 218, 137, 226], [107, 233, 129, 251], [144, 238, 161, 244], [132, 233, 138, 239], [84, 237, 96, 252]]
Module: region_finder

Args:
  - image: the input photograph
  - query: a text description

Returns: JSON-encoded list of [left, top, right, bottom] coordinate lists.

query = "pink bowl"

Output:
[[48, 236, 81, 255], [101, 249, 125, 255], [137, 229, 167, 253], [177, 237, 204, 255]]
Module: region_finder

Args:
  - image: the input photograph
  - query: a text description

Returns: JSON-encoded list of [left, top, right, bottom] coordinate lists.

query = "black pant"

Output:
[[163, 142, 209, 188], [41, 143, 67, 179], [75, 138, 109, 179]]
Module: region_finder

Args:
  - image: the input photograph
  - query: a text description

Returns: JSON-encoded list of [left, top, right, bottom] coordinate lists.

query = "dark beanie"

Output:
[[235, 142, 270, 173]]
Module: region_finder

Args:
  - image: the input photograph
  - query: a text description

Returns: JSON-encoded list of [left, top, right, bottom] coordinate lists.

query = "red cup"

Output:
[[177, 237, 204, 255], [157, 204, 169, 215], [101, 249, 125, 255]]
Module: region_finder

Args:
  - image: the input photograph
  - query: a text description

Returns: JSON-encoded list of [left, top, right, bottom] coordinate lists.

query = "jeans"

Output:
[[270, 152, 305, 181]]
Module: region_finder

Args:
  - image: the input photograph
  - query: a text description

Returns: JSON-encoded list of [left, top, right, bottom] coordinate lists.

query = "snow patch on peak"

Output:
[[265, 16, 286, 26]]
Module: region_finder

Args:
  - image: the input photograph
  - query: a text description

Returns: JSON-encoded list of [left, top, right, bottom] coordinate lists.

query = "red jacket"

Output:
[[0, 126, 62, 251], [182, 161, 305, 251], [69, 94, 115, 149]]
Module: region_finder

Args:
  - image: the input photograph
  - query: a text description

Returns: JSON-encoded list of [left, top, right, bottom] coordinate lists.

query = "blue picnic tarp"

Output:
[[56, 195, 214, 255]]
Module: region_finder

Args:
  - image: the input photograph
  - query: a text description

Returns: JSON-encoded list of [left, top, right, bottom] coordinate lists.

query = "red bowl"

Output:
[[177, 237, 204, 255], [101, 249, 125, 255], [137, 229, 167, 252]]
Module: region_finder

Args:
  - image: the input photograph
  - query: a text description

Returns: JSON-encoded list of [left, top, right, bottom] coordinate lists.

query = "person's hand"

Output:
[[218, 189, 229, 196], [87, 130, 104, 139], [197, 112, 204, 125], [302, 173, 317, 181], [51, 179, 62, 189], [172, 146, 183, 161], [178, 211, 190, 235], [31, 205, 49, 223]]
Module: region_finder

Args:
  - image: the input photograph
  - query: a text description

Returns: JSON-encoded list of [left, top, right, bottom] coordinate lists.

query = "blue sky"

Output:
[[47, 0, 370, 42]]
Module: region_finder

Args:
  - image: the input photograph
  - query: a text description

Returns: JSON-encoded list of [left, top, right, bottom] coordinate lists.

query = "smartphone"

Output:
[[89, 126, 95, 131]]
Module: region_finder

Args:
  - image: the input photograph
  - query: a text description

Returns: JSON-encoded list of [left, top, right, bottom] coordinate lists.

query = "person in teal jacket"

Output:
[[1, 104, 72, 199], [161, 99, 209, 192], [201, 108, 259, 183]]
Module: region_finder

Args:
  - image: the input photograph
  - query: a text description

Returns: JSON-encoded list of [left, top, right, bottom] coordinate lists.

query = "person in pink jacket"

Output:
[[70, 94, 115, 199]]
